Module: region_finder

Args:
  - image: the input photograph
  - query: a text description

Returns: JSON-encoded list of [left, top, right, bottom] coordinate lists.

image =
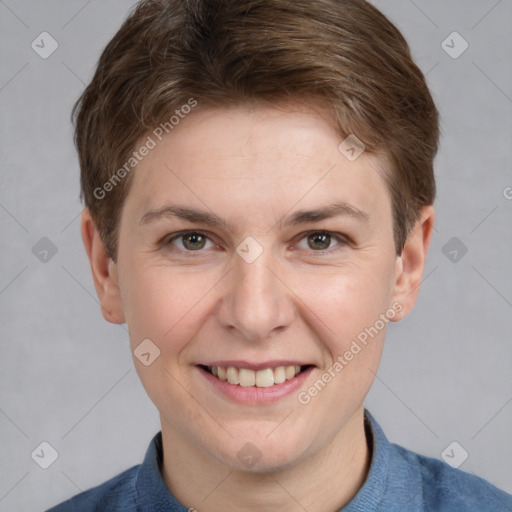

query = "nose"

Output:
[[216, 245, 295, 343]]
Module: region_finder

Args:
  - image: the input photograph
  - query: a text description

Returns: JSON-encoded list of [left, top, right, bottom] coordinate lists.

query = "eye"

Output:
[[295, 231, 346, 252], [162, 229, 348, 255], [166, 231, 215, 251]]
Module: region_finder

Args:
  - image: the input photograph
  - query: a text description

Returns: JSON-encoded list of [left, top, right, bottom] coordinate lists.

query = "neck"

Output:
[[160, 407, 371, 512]]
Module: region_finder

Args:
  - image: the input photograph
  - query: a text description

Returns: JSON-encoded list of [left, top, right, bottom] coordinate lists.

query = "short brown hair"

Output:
[[73, 0, 439, 260]]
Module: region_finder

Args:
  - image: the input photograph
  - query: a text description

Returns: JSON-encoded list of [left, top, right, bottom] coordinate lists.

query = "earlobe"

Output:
[[81, 209, 126, 324], [390, 206, 435, 322]]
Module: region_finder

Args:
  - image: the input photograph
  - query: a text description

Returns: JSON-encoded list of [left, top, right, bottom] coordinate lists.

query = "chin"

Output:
[[213, 433, 310, 474]]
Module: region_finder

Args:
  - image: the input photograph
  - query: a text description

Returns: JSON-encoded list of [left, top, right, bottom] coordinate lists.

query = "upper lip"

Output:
[[198, 360, 313, 371]]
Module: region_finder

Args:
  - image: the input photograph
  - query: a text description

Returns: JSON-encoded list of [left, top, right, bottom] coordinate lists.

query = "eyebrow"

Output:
[[138, 201, 369, 230]]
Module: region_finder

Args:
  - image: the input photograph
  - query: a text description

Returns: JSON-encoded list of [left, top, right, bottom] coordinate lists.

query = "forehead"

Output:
[[124, 102, 392, 226]]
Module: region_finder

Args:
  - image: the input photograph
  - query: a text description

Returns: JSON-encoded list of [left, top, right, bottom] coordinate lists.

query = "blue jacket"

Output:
[[47, 409, 512, 511]]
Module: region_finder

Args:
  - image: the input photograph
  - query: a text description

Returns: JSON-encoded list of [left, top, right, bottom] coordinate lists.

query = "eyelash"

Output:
[[162, 230, 349, 256]]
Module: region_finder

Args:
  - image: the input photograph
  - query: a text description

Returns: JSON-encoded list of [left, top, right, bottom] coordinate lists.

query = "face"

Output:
[[90, 102, 425, 472]]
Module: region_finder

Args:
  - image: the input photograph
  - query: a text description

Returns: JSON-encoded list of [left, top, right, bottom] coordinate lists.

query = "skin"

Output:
[[82, 101, 434, 512]]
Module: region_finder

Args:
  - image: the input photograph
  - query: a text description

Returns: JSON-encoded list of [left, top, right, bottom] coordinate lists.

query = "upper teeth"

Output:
[[210, 365, 301, 387]]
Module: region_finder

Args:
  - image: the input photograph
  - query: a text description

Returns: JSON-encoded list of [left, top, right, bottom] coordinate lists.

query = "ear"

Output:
[[390, 205, 435, 321], [81, 208, 125, 324]]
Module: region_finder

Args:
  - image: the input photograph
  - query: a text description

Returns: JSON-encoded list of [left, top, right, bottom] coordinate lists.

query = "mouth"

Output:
[[198, 364, 314, 388]]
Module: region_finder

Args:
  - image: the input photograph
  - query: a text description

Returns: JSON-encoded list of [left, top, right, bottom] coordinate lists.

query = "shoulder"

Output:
[[46, 464, 140, 512], [392, 443, 512, 511]]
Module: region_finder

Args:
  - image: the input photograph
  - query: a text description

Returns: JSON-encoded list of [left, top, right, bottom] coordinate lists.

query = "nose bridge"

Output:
[[219, 242, 294, 341]]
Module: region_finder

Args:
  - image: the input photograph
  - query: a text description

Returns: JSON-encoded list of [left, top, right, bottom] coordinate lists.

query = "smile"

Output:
[[199, 364, 313, 388]]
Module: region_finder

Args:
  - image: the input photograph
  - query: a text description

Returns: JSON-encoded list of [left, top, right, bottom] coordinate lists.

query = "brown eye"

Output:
[[182, 232, 206, 250], [307, 232, 332, 250], [295, 231, 346, 253], [167, 231, 214, 251]]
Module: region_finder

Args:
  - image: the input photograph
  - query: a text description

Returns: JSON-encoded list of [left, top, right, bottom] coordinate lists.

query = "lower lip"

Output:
[[197, 366, 315, 404]]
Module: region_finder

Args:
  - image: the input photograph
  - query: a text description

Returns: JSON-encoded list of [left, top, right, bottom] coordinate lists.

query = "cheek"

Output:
[[119, 261, 216, 417], [119, 258, 220, 354], [292, 269, 390, 423], [297, 259, 395, 349]]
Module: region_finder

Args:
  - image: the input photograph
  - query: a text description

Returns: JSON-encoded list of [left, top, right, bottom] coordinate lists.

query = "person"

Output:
[[47, 0, 512, 510]]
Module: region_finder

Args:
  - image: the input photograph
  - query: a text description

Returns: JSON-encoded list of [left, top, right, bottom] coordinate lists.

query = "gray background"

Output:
[[0, 0, 511, 510]]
